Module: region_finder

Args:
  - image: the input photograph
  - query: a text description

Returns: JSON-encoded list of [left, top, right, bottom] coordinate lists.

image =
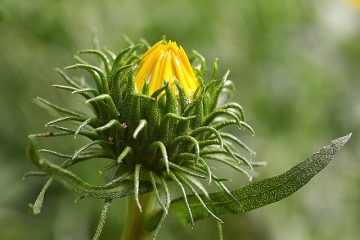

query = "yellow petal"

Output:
[[134, 50, 160, 92], [149, 52, 165, 93], [134, 40, 199, 99]]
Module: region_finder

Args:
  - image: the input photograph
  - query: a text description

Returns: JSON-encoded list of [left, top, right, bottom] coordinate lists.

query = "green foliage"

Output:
[[27, 39, 258, 239], [25, 37, 352, 240], [146, 134, 351, 228], [28, 139, 153, 202], [181, 134, 351, 222], [0, 0, 357, 239]]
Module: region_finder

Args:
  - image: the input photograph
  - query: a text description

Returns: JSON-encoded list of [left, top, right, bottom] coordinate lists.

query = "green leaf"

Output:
[[35, 158, 153, 200], [28, 138, 153, 200], [147, 134, 351, 228]]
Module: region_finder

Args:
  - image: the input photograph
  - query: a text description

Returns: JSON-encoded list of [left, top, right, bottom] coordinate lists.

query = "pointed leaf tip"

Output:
[[146, 134, 351, 228]]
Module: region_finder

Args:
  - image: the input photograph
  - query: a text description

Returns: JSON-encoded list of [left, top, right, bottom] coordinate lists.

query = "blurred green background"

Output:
[[0, 0, 359, 239]]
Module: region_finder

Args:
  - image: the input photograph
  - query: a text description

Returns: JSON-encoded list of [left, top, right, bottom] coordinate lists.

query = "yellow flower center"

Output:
[[134, 40, 199, 98]]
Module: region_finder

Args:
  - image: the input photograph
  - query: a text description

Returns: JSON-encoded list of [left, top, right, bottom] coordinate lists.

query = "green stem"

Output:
[[121, 193, 155, 240]]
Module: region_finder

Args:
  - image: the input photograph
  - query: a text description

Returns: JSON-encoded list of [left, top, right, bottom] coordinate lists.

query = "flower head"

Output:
[[28, 38, 256, 240], [134, 40, 199, 98]]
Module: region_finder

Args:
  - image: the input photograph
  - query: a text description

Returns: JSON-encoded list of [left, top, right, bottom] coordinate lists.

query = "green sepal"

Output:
[[151, 82, 168, 99], [165, 83, 177, 114], [160, 84, 178, 141], [92, 200, 112, 240], [208, 59, 219, 86], [158, 113, 189, 143], [111, 43, 143, 71], [203, 59, 219, 114], [192, 100, 203, 129], [133, 119, 148, 141], [78, 49, 111, 76], [117, 146, 134, 164], [208, 70, 229, 113], [110, 63, 134, 91], [191, 50, 207, 86], [47, 124, 99, 140], [145, 101, 161, 141], [126, 95, 141, 143], [109, 60, 134, 107], [142, 80, 150, 95], [174, 80, 190, 114], [120, 74, 135, 123], [182, 93, 204, 117], [55, 68, 81, 89], [65, 64, 109, 94], [35, 97, 87, 118]]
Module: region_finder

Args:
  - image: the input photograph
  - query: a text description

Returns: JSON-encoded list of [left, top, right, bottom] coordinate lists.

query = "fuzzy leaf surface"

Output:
[[28, 139, 153, 200], [148, 134, 351, 227]]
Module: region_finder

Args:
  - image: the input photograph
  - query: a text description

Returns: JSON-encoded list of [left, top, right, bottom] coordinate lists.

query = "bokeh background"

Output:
[[0, 0, 359, 239]]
